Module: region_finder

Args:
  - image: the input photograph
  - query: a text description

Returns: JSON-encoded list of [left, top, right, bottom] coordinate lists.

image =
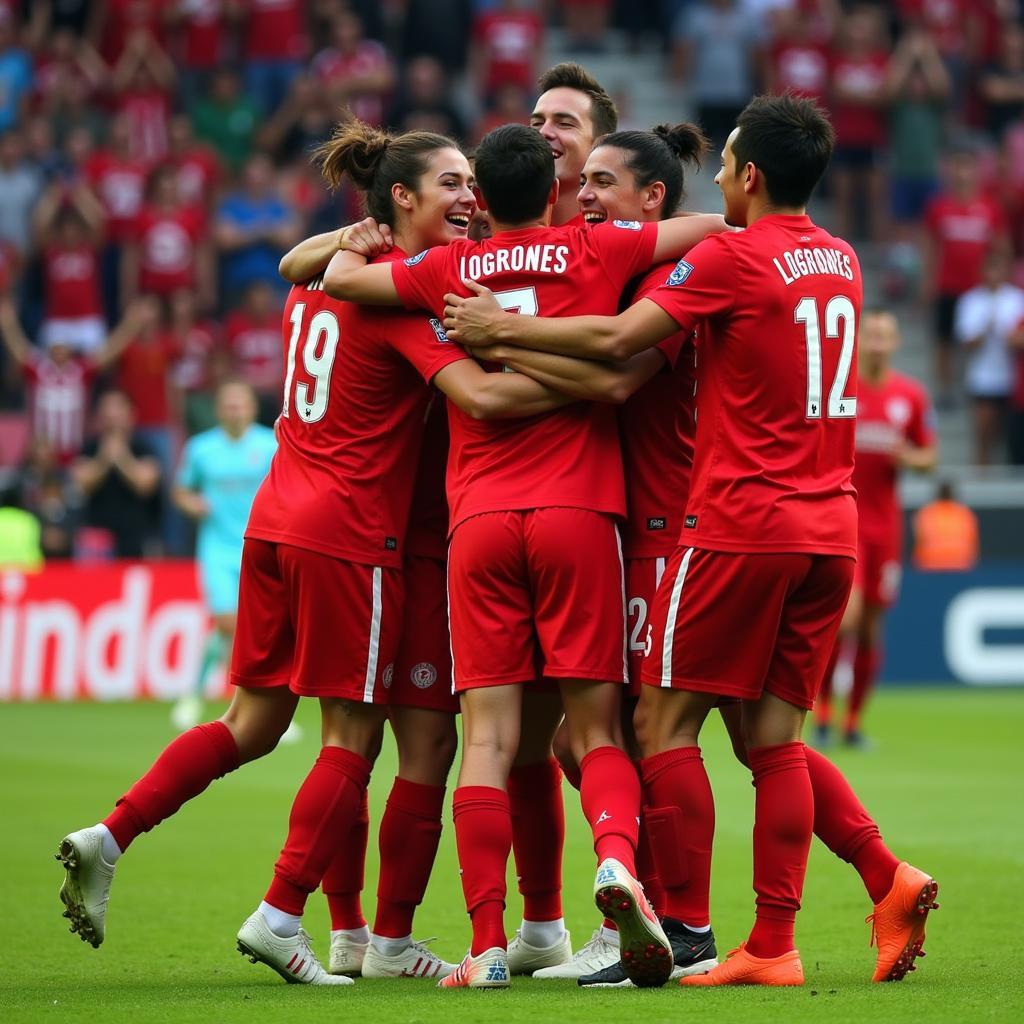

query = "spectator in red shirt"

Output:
[[166, 0, 227, 110], [470, 0, 543, 101], [33, 27, 108, 116], [764, 6, 831, 101], [166, 114, 222, 213], [167, 288, 225, 435], [110, 28, 176, 164], [924, 144, 1009, 402], [235, 0, 308, 115], [121, 164, 214, 310], [828, 5, 890, 243], [472, 81, 532, 144], [311, 10, 394, 127], [0, 297, 142, 464], [92, 0, 170, 66], [33, 182, 107, 356], [223, 279, 282, 425]]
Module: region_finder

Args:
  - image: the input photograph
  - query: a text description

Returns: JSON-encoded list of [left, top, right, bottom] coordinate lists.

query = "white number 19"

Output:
[[795, 295, 857, 420]]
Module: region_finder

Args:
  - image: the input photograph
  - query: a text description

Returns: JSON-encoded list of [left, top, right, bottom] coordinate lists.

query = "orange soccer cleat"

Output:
[[867, 861, 939, 982], [679, 943, 804, 987]]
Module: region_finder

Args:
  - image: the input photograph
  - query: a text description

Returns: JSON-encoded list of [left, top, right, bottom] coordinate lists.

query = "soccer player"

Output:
[[55, 127, 569, 984], [170, 380, 278, 732], [443, 95, 939, 987], [323, 123, 726, 989], [815, 310, 937, 749]]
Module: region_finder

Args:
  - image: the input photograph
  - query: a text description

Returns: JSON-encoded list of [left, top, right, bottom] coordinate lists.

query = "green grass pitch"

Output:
[[3, 688, 1023, 1023]]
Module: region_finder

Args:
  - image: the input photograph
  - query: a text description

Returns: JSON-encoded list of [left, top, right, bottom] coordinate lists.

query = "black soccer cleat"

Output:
[[578, 920, 718, 987]]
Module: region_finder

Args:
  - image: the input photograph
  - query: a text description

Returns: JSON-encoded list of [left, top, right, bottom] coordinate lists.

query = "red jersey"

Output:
[[171, 320, 221, 392], [135, 205, 205, 295], [472, 11, 543, 92], [770, 40, 829, 99], [43, 245, 103, 319], [115, 88, 171, 163], [854, 370, 935, 544], [619, 263, 694, 559], [242, 0, 307, 60], [405, 395, 450, 560], [925, 193, 1007, 296], [245, 259, 467, 566], [647, 214, 860, 558], [176, 0, 226, 68], [392, 220, 659, 531], [225, 308, 282, 393], [173, 145, 221, 208], [100, 0, 169, 64], [829, 50, 889, 148], [311, 41, 391, 125], [23, 354, 97, 463], [84, 152, 149, 242], [117, 333, 181, 428]]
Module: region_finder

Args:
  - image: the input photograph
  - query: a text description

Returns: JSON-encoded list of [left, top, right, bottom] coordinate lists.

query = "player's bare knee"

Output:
[[550, 723, 577, 779], [319, 698, 387, 758]]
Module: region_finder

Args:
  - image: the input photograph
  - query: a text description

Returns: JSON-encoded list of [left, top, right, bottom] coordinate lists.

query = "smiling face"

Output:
[[714, 127, 750, 227], [577, 145, 661, 225], [397, 147, 476, 249], [531, 86, 596, 186]]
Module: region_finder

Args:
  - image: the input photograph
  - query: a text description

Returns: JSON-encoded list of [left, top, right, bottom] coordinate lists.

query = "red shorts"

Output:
[[230, 539, 403, 702], [388, 554, 458, 714], [447, 508, 628, 691], [854, 535, 902, 608], [625, 556, 669, 697], [641, 546, 855, 710]]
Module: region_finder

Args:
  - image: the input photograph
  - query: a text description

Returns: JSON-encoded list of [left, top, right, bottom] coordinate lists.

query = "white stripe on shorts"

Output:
[[615, 526, 629, 685], [362, 567, 383, 703], [446, 538, 457, 695], [661, 547, 695, 688], [655, 556, 666, 589]]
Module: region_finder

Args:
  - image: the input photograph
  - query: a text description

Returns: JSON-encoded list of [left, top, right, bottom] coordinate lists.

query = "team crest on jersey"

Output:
[[886, 396, 912, 426], [405, 250, 428, 266], [428, 317, 449, 344], [612, 219, 642, 231], [411, 662, 437, 689], [382, 663, 394, 689], [667, 259, 694, 286]]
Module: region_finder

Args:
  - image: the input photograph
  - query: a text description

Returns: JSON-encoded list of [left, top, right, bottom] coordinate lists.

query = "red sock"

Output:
[[373, 777, 445, 938], [640, 746, 713, 927], [453, 786, 511, 955], [508, 759, 564, 921], [580, 746, 640, 873], [265, 747, 371, 917], [103, 722, 240, 852], [846, 643, 880, 733], [815, 640, 841, 726], [746, 742, 812, 959], [637, 805, 667, 919], [806, 747, 899, 903], [321, 790, 369, 930]]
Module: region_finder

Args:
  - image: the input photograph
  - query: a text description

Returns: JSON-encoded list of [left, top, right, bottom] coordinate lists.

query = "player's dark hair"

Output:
[[314, 120, 459, 224], [474, 124, 554, 225], [732, 93, 835, 208], [595, 123, 708, 218], [537, 62, 618, 137]]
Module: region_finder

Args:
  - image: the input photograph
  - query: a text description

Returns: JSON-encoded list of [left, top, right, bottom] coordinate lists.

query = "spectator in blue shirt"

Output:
[[0, 14, 32, 134], [214, 153, 302, 305]]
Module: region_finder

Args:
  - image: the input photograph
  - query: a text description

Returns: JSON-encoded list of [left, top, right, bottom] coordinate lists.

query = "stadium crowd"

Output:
[[0, 0, 1023, 562]]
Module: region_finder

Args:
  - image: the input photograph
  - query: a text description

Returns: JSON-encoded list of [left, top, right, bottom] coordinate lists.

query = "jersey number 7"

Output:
[[282, 301, 340, 423], [795, 295, 857, 420]]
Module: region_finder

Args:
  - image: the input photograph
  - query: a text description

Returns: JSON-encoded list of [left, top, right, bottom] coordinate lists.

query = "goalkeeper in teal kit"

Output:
[[171, 380, 280, 731]]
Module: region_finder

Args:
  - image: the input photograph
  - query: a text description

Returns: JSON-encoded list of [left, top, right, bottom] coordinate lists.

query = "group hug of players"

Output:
[[56, 63, 940, 991]]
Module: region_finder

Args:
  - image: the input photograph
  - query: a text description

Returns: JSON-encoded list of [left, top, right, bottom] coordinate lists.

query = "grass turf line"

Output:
[[3, 688, 1023, 1023]]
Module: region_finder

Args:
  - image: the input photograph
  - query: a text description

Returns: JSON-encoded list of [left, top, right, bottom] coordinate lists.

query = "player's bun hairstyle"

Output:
[[594, 123, 708, 218], [537, 62, 618, 138], [732, 93, 835, 208], [314, 120, 460, 224], [474, 124, 555, 225]]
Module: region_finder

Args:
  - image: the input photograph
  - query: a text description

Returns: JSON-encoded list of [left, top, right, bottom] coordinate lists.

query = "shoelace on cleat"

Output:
[[865, 913, 878, 948]]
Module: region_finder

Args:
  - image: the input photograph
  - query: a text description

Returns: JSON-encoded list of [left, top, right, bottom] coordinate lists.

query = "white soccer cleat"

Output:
[[237, 911, 353, 985], [437, 946, 510, 988], [532, 928, 618, 979], [506, 928, 573, 975], [362, 938, 455, 979], [328, 932, 368, 976], [593, 858, 672, 988], [170, 695, 203, 732], [56, 826, 116, 948]]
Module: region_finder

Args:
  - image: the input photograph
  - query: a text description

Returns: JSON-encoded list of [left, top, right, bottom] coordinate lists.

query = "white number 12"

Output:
[[795, 295, 857, 419]]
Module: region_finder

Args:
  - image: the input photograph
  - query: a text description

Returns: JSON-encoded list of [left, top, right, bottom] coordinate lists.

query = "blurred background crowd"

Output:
[[0, 0, 1022, 563]]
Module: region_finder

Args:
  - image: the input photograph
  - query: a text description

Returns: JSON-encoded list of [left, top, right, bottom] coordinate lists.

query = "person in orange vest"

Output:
[[912, 480, 980, 571]]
